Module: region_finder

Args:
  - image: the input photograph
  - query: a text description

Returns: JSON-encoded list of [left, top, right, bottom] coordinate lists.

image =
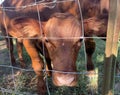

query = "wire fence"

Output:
[[0, 0, 120, 95]]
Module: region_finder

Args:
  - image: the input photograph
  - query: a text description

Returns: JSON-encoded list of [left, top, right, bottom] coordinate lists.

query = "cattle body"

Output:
[[1, 0, 109, 68], [0, 0, 109, 94]]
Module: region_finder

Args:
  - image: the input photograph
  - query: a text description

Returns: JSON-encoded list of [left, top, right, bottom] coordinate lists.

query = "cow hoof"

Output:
[[11, 62, 16, 66], [19, 59, 26, 68], [87, 64, 94, 71], [11, 58, 16, 66], [37, 86, 46, 95], [37, 76, 47, 95], [11, 61, 17, 66]]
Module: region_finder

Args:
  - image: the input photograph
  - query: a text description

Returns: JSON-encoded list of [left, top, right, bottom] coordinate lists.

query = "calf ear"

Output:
[[8, 17, 43, 38], [84, 17, 104, 32]]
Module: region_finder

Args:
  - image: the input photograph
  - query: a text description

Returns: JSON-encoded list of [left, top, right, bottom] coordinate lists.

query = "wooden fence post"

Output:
[[102, 0, 120, 95]]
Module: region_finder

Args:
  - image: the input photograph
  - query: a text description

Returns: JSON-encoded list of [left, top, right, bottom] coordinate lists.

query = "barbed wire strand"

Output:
[[0, 35, 107, 39], [1, 0, 75, 11], [0, 64, 119, 77], [0, 64, 102, 75]]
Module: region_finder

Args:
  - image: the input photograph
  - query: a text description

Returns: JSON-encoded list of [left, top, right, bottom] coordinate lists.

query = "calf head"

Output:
[[44, 13, 82, 86]]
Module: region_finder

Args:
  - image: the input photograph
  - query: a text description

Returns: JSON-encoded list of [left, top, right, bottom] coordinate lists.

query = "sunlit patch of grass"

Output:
[[87, 70, 98, 94], [96, 54, 104, 63]]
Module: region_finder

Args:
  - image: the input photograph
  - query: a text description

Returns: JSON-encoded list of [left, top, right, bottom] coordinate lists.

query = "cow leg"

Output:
[[6, 37, 16, 66], [2, 27, 16, 66], [23, 39, 46, 95], [37, 76, 47, 95], [85, 38, 95, 72], [16, 39, 26, 68], [45, 58, 52, 77]]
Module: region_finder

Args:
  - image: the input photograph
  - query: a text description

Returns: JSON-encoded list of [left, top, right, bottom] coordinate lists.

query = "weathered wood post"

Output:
[[102, 0, 120, 95]]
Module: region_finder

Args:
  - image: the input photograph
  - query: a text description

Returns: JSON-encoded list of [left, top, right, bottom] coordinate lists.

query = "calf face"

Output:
[[45, 38, 82, 86], [44, 13, 82, 86]]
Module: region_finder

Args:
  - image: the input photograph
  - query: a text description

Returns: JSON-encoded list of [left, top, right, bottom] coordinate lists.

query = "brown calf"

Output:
[[8, 13, 83, 94]]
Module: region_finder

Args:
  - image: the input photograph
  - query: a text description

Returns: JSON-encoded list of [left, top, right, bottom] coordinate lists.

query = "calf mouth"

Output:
[[52, 72, 78, 86]]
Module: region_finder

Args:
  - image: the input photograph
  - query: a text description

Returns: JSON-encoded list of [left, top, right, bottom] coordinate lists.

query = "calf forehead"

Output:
[[45, 13, 82, 38]]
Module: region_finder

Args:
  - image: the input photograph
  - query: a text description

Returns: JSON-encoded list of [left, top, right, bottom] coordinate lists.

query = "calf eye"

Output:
[[45, 39, 56, 49]]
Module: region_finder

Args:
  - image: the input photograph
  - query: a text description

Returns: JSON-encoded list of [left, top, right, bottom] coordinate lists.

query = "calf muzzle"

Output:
[[52, 72, 78, 86]]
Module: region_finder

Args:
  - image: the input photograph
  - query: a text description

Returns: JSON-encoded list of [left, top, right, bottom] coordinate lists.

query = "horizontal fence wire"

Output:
[[0, 0, 120, 95], [0, 35, 107, 39], [0, 0, 75, 11], [0, 64, 120, 77]]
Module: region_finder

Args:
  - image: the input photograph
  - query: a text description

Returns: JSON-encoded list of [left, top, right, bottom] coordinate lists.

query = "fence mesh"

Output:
[[0, 0, 120, 95]]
